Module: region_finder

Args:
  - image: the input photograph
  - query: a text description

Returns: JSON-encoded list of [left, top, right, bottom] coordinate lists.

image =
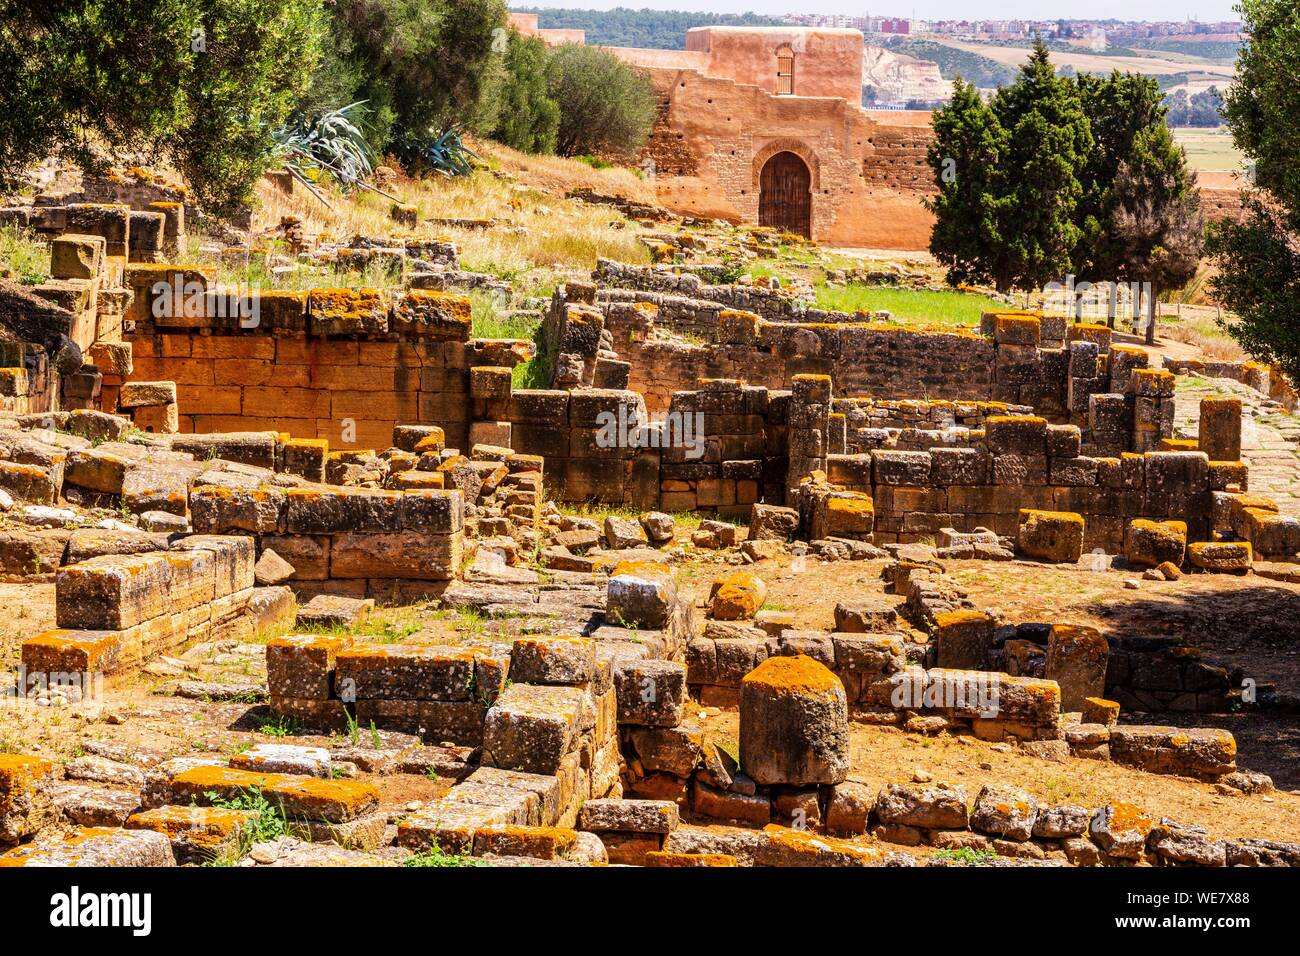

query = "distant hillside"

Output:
[[511, 6, 785, 49], [1130, 37, 1241, 64], [883, 37, 1019, 88]]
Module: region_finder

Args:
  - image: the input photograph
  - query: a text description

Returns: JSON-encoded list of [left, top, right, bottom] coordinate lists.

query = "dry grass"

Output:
[[1160, 306, 1247, 361], [196, 137, 654, 295]]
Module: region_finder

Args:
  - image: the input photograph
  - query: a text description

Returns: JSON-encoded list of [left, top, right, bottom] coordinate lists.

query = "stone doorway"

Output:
[[758, 151, 812, 237]]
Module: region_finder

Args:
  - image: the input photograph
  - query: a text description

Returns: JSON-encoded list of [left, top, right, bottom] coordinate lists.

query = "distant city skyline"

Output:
[[518, 2, 1242, 26]]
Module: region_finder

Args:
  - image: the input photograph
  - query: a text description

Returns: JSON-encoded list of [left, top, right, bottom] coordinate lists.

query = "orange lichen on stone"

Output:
[[124, 805, 254, 848], [1068, 323, 1112, 344], [742, 654, 841, 696], [610, 559, 674, 580], [934, 609, 990, 629], [168, 765, 379, 822], [414, 431, 446, 453], [1106, 801, 1154, 835], [709, 570, 766, 621], [0, 755, 55, 812], [389, 470, 445, 489], [760, 824, 887, 864], [22, 630, 127, 674], [1187, 540, 1253, 571], [471, 824, 578, 859]]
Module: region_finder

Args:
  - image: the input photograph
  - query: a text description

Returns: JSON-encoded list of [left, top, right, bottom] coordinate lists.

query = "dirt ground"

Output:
[[698, 708, 1300, 850], [5, 543, 1300, 850]]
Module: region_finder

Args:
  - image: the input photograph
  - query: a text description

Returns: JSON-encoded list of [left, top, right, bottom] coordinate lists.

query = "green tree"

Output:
[[989, 39, 1093, 293], [476, 30, 560, 155], [0, 0, 324, 214], [925, 78, 1009, 289], [314, 0, 507, 157], [1207, 0, 1300, 378], [174, 0, 327, 214], [1109, 123, 1204, 343], [546, 44, 656, 159], [1072, 72, 1167, 283]]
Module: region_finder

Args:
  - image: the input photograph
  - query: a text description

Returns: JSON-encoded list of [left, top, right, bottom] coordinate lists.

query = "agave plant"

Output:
[[273, 101, 377, 191], [401, 127, 478, 178]]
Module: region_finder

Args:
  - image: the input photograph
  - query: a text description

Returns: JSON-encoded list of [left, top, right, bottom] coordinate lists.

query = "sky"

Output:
[[519, 1, 1242, 24]]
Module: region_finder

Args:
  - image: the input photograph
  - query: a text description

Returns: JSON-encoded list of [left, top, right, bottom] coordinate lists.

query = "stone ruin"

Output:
[[1, 188, 1299, 870]]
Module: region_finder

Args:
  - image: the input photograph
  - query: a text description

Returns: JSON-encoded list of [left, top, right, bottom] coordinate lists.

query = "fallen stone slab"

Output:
[[296, 594, 374, 629], [1148, 819, 1226, 867], [1089, 802, 1154, 860], [171, 680, 266, 702], [754, 824, 914, 867], [336, 644, 477, 701], [481, 683, 585, 776], [579, 799, 679, 834], [51, 784, 140, 828], [166, 766, 379, 822], [0, 753, 57, 845], [614, 659, 686, 727], [125, 804, 256, 864], [970, 784, 1039, 842], [64, 755, 146, 788], [472, 824, 579, 861], [508, 635, 596, 686], [0, 826, 174, 866], [740, 655, 848, 786], [875, 782, 969, 830], [252, 836, 397, 867], [266, 633, 352, 701], [254, 548, 295, 586], [230, 744, 331, 778], [1108, 725, 1236, 780]]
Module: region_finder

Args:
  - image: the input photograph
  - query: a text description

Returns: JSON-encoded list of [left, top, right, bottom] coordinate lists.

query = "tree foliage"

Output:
[[0, 0, 324, 214], [989, 40, 1093, 292], [475, 30, 560, 155], [1207, 0, 1300, 380], [311, 0, 508, 157], [924, 79, 1007, 288], [928, 38, 1201, 310], [546, 44, 656, 159], [927, 40, 1091, 293]]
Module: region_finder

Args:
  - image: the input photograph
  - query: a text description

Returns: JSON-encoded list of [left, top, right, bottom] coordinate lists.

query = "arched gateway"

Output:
[[758, 151, 812, 238]]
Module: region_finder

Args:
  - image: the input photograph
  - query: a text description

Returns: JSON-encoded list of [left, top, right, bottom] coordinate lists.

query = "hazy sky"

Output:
[[520, 2, 1242, 24]]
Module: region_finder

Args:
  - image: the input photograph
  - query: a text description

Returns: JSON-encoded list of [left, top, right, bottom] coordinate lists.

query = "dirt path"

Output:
[[1173, 374, 1300, 514]]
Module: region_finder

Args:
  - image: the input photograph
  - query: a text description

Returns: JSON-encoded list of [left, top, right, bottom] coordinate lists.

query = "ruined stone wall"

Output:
[[605, 309, 1012, 411], [120, 278, 489, 452], [502, 383, 783, 513], [682, 27, 867, 102], [634, 67, 936, 249]]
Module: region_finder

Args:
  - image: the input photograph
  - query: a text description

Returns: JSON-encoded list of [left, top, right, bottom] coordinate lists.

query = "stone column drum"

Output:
[[739, 655, 849, 786]]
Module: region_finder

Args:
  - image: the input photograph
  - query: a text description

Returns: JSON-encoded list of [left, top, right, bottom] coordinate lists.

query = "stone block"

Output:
[[739, 656, 848, 786], [1017, 509, 1084, 563]]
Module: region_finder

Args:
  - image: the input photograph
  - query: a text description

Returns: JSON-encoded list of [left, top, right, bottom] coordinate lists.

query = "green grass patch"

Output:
[[815, 284, 1006, 328], [931, 847, 999, 865], [469, 290, 540, 340], [404, 845, 487, 867], [0, 225, 49, 285]]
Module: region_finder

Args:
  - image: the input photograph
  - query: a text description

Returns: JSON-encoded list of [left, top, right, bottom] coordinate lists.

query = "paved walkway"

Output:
[[1173, 375, 1300, 515]]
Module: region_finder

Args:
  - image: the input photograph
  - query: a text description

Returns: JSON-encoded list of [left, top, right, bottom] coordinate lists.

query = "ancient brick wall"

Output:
[[630, 65, 936, 248], [120, 279, 489, 452]]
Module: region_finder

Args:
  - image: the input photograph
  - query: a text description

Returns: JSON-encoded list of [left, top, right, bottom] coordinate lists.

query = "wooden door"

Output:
[[759, 152, 811, 237]]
